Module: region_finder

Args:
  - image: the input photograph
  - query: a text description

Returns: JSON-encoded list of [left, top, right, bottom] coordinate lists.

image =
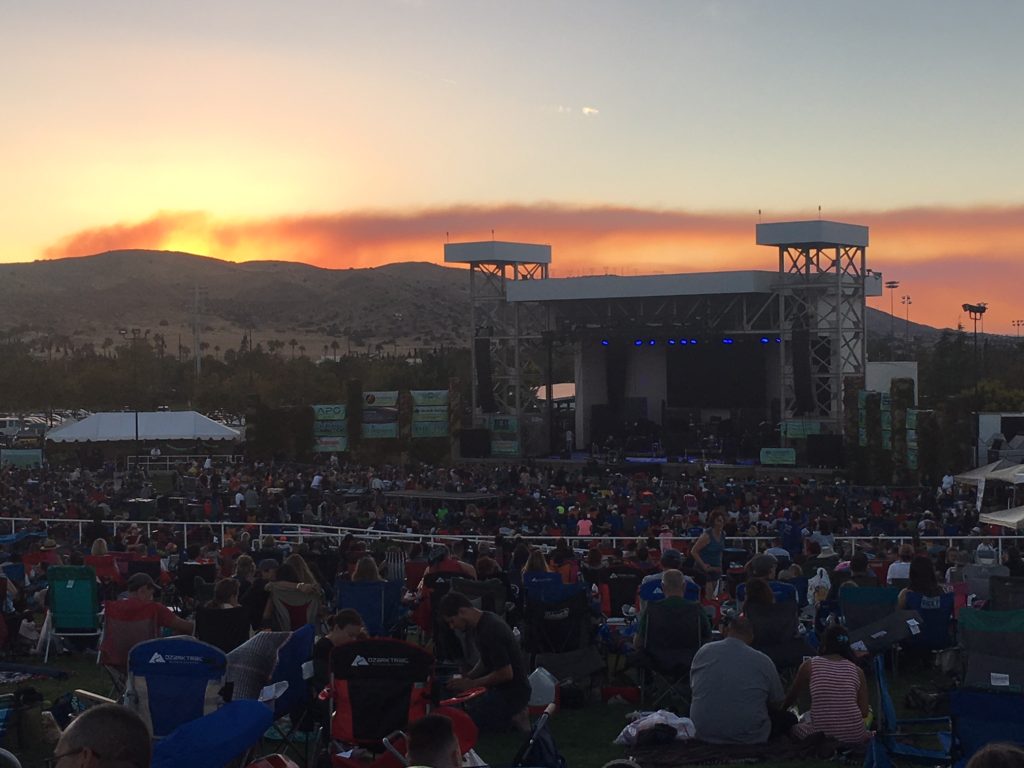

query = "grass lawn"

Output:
[[1, 649, 950, 768]]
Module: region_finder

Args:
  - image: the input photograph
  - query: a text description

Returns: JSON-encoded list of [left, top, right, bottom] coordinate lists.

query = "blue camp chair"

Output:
[[522, 572, 564, 602], [152, 699, 274, 768], [126, 637, 228, 738], [638, 577, 700, 604], [873, 654, 950, 765], [335, 580, 404, 637], [264, 624, 319, 764], [839, 585, 900, 631], [43, 565, 102, 662], [901, 592, 955, 651], [734, 580, 798, 605], [948, 688, 1024, 768]]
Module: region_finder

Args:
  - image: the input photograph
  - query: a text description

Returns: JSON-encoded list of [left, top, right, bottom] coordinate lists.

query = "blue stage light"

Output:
[[722, 338, 734, 345], [667, 339, 675, 345], [775, 337, 782, 343], [649, 339, 656, 345], [690, 339, 699, 345], [679, 339, 688, 345], [600, 339, 609, 346], [760, 337, 769, 344], [634, 339, 643, 346]]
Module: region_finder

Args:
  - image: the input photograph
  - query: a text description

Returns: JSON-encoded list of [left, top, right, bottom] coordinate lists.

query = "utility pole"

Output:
[[901, 295, 912, 345], [963, 302, 988, 465], [1013, 319, 1023, 339]]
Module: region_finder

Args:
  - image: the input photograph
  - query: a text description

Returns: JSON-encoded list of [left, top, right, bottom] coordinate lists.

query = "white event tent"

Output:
[[980, 505, 1024, 532], [47, 411, 240, 443]]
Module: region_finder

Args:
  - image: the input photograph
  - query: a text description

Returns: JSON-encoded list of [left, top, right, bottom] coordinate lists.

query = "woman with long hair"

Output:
[[352, 556, 384, 583], [206, 578, 241, 609], [898, 554, 943, 609], [784, 624, 870, 744]]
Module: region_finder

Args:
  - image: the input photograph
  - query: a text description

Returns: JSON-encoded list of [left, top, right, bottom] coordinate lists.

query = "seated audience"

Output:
[[898, 554, 944, 609], [51, 703, 151, 768], [785, 624, 870, 744], [689, 615, 792, 744], [406, 713, 462, 768]]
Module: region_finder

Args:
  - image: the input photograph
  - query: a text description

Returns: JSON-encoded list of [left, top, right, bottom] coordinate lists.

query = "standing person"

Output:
[[690, 510, 727, 598], [886, 544, 914, 584], [784, 624, 870, 745], [689, 615, 791, 744], [439, 591, 531, 733]]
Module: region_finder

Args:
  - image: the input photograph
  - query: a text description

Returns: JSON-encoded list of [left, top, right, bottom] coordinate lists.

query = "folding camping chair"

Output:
[[335, 580, 405, 637], [418, 572, 463, 663], [328, 638, 434, 748], [152, 699, 275, 768], [195, 606, 252, 653], [127, 557, 162, 582], [522, 589, 592, 658], [838, 585, 900, 631], [600, 566, 642, 619], [957, 607, 1024, 690], [963, 564, 1009, 603], [263, 624, 320, 768], [125, 636, 229, 738], [987, 575, 1024, 611], [638, 577, 701, 606], [98, 598, 162, 698], [900, 592, 955, 653], [42, 565, 102, 662], [872, 654, 950, 765], [745, 600, 811, 673], [449, 577, 508, 620], [521, 572, 565, 603], [633, 594, 710, 711], [948, 687, 1024, 768], [175, 562, 218, 607]]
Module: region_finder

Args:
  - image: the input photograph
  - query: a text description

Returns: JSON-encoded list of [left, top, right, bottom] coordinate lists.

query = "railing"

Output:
[[125, 455, 245, 471], [8, 516, 1024, 559]]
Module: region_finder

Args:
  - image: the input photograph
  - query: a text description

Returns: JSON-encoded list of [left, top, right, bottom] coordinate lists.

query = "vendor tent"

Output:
[[46, 411, 240, 443], [980, 505, 1024, 532], [954, 460, 1019, 486], [985, 463, 1024, 485]]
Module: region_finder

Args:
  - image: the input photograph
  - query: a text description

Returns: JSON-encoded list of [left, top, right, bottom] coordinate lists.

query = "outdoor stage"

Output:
[[447, 220, 882, 462]]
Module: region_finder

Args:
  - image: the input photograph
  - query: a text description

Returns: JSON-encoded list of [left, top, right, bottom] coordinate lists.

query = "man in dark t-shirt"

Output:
[[439, 591, 531, 732]]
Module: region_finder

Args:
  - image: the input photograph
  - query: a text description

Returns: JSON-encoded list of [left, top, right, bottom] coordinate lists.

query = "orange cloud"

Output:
[[42, 204, 1024, 332]]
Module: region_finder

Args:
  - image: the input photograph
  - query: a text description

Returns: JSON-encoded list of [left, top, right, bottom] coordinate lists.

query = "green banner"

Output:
[[413, 421, 448, 438], [314, 419, 348, 436], [491, 439, 519, 457], [312, 404, 347, 420], [0, 449, 42, 468], [782, 420, 822, 439], [314, 436, 348, 452], [760, 447, 796, 466], [411, 390, 449, 406], [490, 415, 518, 433], [363, 422, 399, 439]]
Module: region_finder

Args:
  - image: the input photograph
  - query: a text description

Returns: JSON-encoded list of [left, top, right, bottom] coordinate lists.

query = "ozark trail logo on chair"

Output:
[[351, 655, 370, 667], [149, 652, 166, 664]]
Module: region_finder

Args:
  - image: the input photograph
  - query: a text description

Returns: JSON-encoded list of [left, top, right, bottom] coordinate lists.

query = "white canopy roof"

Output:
[[954, 459, 1019, 486], [980, 505, 1024, 532], [47, 411, 240, 443], [984, 463, 1024, 484]]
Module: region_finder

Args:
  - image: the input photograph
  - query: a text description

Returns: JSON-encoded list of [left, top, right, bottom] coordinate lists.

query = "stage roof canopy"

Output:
[[506, 270, 777, 303], [47, 411, 241, 443]]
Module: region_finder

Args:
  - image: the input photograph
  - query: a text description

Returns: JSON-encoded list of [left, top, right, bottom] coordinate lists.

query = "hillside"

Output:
[[0, 250, 949, 357], [0, 251, 471, 356]]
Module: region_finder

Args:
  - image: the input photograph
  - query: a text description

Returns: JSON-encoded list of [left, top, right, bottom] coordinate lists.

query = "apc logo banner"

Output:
[[313, 404, 347, 420]]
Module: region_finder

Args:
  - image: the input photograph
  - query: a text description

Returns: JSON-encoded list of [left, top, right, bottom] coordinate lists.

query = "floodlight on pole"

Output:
[[1013, 319, 1024, 339], [963, 301, 988, 465], [901, 295, 912, 345], [885, 280, 900, 344]]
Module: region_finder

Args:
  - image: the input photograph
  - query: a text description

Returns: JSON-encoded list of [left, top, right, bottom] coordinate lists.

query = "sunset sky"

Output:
[[3, 1, 1023, 332]]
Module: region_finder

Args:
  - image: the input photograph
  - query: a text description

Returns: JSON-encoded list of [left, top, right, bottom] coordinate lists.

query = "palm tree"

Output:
[[330, 339, 340, 361], [214, 345, 221, 359], [289, 338, 298, 359], [298, 344, 306, 358], [101, 337, 113, 358]]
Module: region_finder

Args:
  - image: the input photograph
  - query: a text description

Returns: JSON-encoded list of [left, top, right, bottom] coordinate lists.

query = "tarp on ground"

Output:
[[955, 460, 1019, 486], [46, 411, 240, 443], [980, 505, 1024, 532]]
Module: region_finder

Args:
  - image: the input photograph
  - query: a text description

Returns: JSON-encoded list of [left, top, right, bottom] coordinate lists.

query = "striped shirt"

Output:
[[793, 656, 869, 744]]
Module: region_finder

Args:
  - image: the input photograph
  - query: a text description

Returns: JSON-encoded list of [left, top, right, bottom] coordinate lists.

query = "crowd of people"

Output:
[[2, 453, 1023, 765]]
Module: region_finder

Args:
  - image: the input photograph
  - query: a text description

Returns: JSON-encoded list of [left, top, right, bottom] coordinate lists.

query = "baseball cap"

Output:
[[660, 548, 683, 567], [127, 572, 159, 592]]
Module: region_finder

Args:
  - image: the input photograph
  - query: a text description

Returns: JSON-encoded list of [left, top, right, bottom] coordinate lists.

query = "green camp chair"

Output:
[[43, 565, 102, 662]]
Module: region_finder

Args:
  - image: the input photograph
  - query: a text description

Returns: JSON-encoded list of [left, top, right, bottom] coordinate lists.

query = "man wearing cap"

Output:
[[640, 548, 696, 608], [122, 573, 194, 635]]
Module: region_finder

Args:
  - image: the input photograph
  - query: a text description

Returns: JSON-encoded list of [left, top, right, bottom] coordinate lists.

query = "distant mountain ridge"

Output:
[[0, 249, 947, 354]]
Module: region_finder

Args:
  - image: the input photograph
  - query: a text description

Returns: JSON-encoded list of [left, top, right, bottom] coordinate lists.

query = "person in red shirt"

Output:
[[122, 573, 194, 635]]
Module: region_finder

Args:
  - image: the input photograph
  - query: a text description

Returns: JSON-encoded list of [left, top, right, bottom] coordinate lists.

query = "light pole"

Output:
[[885, 280, 900, 347], [963, 302, 988, 465], [1013, 319, 1023, 339], [901, 295, 912, 345]]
